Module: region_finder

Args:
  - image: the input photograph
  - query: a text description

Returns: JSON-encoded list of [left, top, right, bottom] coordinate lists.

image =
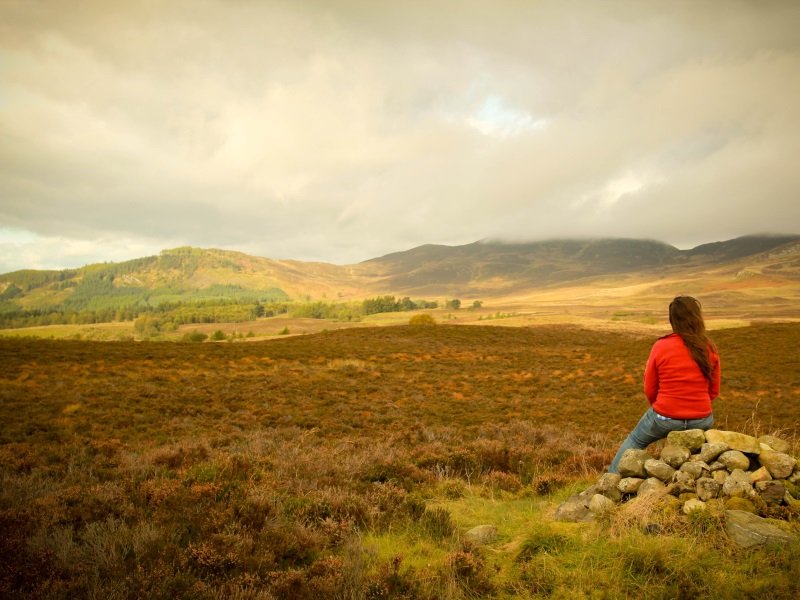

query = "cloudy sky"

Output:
[[1, 1, 799, 272]]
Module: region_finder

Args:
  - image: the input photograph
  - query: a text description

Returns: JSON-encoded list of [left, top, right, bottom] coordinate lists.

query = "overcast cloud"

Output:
[[1, 0, 799, 272]]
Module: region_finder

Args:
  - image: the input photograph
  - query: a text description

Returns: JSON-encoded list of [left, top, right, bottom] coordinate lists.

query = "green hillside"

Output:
[[0, 248, 289, 329]]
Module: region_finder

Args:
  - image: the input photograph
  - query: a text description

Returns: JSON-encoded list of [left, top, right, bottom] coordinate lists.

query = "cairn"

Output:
[[555, 429, 800, 547]]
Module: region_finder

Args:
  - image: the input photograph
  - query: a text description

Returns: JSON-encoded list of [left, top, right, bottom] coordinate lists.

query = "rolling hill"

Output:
[[0, 234, 798, 327]]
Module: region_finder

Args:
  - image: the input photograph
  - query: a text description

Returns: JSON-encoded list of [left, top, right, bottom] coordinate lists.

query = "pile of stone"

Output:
[[555, 429, 800, 547]]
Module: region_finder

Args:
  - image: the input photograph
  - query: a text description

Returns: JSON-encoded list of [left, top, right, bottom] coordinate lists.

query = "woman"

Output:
[[608, 296, 721, 474]]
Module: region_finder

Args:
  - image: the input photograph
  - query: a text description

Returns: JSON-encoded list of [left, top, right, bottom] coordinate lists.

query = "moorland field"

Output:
[[2, 322, 799, 598]]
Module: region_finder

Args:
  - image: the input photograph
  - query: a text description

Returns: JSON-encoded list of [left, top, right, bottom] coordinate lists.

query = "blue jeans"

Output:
[[608, 408, 714, 473]]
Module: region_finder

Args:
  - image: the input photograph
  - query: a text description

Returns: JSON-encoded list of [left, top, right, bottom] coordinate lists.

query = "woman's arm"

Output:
[[644, 345, 659, 403], [708, 352, 721, 400]]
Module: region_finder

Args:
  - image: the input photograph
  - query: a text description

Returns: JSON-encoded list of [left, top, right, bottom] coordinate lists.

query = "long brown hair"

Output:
[[669, 296, 716, 380]]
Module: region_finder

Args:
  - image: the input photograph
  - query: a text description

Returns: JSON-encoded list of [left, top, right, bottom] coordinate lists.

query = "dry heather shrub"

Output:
[[140, 477, 183, 507], [363, 481, 409, 529], [482, 470, 523, 493], [149, 441, 210, 469], [185, 533, 252, 575], [267, 555, 346, 599], [234, 487, 280, 531], [447, 549, 495, 597], [88, 438, 123, 459], [261, 520, 325, 565], [290, 486, 370, 531], [0, 442, 37, 473], [363, 555, 420, 600], [54, 482, 135, 526]]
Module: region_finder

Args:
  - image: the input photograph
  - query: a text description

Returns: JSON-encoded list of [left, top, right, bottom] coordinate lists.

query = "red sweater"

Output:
[[644, 333, 720, 419]]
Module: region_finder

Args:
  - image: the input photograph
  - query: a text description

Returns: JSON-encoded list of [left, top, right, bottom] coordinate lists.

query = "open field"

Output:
[[2, 323, 800, 598]]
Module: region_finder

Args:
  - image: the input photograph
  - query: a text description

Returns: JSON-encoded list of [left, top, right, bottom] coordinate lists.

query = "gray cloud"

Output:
[[1, 0, 799, 272]]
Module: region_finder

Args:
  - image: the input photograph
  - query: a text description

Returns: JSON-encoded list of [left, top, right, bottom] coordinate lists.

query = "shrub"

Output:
[[182, 330, 208, 342], [409, 314, 436, 326], [211, 329, 226, 341]]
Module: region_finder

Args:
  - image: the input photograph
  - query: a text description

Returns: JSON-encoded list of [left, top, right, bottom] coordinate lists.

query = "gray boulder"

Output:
[[679, 461, 709, 480], [465, 524, 498, 545], [683, 498, 706, 514], [725, 510, 797, 548], [749, 466, 772, 483], [718, 450, 750, 471], [758, 434, 791, 454], [555, 494, 594, 522], [723, 469, 755, 499], [755, 481, 786, 505], [644, 459, 675, 482], [705, 430, 761, 454], [637, 477, 666, 497], [696, 442, 729, 464], [660, 445, 691, 469], [596, 473, 623, 502], [618, 477, 644, 494], [618, 449, 650, 478], [696, 477, 722, 501], [758, 450, 797, 480], [667, 429, 706, 451], [589, 493, 616, 515], [671, 471, 696, 495]]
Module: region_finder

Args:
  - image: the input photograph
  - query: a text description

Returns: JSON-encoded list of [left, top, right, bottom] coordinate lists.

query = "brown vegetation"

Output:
[[0, 323, 798, 598]]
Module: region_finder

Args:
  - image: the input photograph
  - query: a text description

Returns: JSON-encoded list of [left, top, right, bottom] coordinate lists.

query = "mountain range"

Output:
[[1, 234, 799, 314]]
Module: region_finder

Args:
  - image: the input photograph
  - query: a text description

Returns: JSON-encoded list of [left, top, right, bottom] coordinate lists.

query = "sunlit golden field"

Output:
[[1, 323, 799, 598]]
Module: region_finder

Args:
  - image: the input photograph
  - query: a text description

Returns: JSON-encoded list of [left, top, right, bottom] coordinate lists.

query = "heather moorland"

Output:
[[1, 322, 799, 598]]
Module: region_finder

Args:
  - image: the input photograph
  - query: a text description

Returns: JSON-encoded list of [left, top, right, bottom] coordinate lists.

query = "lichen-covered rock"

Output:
[[638, 477, 666, 497], [705, 430, 761, 454], [671, 471, 696, 495], [712, 470, 728, 485], [618, 449, 650, 478], [718, 450, 750, 471], [465, 524, 498, 545], [723, 469, 755, 499], [696, 477, 722, 501], [758, 434, 791, 454], [789, 470, 800, 485], [755, 481, 786, 505], [667, 429, 706, 451], [683, 498, 706, 514], [679, 461, 709, 480], [696, 442, 729, 464], [644, 459, 675, 482], [707, 461, 727, 472], [589, 493, 616, 515], [749, 466, 772, 484], [618, 477, 644, 494], [660, 445, 691, 469], [725, 510, 797, 548], [555, 494, 594, 522], [596, 473, 622, 502], [758, 450, 797, 480]]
